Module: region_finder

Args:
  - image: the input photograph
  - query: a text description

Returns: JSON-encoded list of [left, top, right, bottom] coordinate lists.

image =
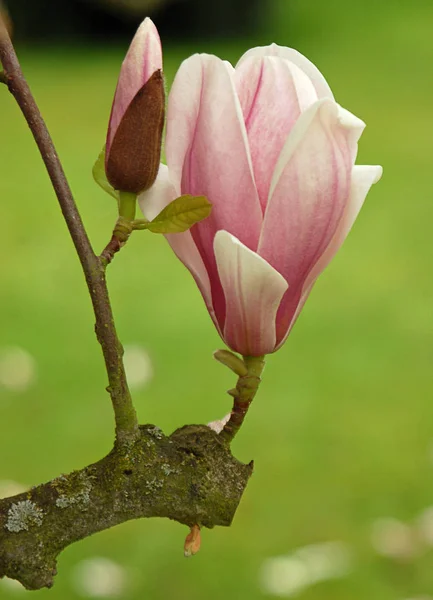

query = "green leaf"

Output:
[[145, 195, 212, 234], [92, 146, 119, 201]]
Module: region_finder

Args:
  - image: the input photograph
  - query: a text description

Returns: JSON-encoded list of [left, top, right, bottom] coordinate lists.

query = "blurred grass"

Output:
[[1, 1, 433, 599]]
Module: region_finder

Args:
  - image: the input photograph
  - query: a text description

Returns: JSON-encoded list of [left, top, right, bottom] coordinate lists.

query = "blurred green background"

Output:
[[1, 0, 433, 599]]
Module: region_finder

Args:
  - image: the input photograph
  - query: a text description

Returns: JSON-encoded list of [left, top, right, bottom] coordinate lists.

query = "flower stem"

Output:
[[219, 355, 265, 444], [118, 190, 137, 220]]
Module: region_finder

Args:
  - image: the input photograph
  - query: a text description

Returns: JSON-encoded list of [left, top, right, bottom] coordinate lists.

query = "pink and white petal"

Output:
[[214, 231, 288, 356], [165, 54, 204, 193], [273, 164, 382, 350], [301, 164, 383, 292], [235, 56, 318, 210], [259, 99, 352, 289], [236, 44, 334, 100], [107, 18, 162, 152], [138, 164, 215, 325], [166, 53, 261, 249], [257, 99, 356, 344], [166, 54, 262, 329]]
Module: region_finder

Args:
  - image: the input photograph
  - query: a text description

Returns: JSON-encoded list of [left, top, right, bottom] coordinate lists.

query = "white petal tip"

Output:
[[372, 165, 383, 183], [336, 104, 366, 133], [214, 229, 241, 248], [138, 17, 157, 33]]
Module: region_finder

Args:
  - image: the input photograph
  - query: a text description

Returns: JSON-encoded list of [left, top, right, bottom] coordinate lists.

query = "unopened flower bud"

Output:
[[105, 18, 164, 195]]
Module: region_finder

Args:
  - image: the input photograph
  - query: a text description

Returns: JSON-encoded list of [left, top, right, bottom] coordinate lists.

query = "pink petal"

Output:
[[214, 231, 288, 356], [235, 56, 318, 211], [259, 99, 353, 281], [257, 99, 358, 344], [165, 53, 262, 328], [166, 54, 261, 244], [301, 164, 383, 293], [107, 18, 162, 154], [237, 44, 334, 100], [138, 164, 215, 326], [274, 164, 383, 350]]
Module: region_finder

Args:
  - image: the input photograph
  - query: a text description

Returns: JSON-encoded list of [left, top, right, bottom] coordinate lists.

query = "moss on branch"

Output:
[[0, 424, 253, 591]]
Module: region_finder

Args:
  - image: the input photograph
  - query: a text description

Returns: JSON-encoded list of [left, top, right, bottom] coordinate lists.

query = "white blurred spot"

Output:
[[0, 346, 36, 392], [72, 557, 127, 597], [416, 506, 433, 546], [371, 518, 419, 560], [0, 480, 27, 499], [261, 556, 309, 597], [296, 542, 351, 580], [123, 345, 153, 391], [0, 577, 25, 593], [260, 541, 352, 597], [207, 413, 230, 434]]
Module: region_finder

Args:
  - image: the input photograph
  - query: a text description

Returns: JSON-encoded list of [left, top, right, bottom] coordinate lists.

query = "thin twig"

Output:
[[100, 233, 124, 266], [100, 215, 134, 267], [0, 17, 138, 443]]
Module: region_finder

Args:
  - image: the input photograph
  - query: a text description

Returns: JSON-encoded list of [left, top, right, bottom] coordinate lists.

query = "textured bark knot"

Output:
[[0, 423, 254, 590]]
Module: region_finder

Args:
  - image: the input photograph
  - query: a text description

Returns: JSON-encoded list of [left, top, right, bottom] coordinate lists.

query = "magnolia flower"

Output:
[[105, 18, 164, 194], [139, 44, 382, 357]]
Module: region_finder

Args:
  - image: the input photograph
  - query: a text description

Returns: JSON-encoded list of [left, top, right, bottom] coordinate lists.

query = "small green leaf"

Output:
[[145, 195, 212, 234], [92, 146, 119, 201], [213, 349, 248, 377]]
